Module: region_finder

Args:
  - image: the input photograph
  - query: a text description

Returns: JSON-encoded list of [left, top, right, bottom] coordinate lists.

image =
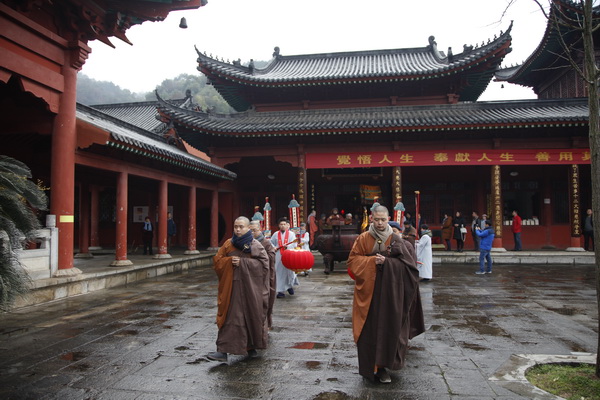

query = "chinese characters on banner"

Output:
[[305, 149, 591, 169], [570, 165, 581, 236]]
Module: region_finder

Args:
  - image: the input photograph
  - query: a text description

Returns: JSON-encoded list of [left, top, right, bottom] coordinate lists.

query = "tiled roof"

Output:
[[91, 101, 166, 133], [197, 25, 512, 110], [157, 97, 589, 141], [76, 103, 236, 180], [198, 28, 512, 84], [495, 0, 600, 86]]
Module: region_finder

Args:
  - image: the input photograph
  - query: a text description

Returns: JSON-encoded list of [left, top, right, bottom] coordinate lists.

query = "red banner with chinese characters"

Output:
[[305, 149, 591, 169]]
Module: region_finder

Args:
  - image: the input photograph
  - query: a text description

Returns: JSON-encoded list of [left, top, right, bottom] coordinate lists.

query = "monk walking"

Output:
[[347, 205, 425, 383], [207, 216, 270, 362], [249, 220, 276, 328]]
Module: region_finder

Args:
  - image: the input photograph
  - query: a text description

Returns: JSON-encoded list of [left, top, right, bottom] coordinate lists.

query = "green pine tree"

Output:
[[0, 156, 48, 310]]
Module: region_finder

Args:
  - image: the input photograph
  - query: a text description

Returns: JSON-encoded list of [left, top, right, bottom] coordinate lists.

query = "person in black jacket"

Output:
[[142, 216, 154, 255], [453, 211, 466, 253], [583, 209, 594, 251]]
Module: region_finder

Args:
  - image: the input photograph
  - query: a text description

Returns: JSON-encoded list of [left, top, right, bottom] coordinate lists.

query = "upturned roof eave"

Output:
[[174, 119, 589, 140], [196, 27, 513, 87], [496, 0, 600, 85], [156, 98, 589, 140], [77, 103, 237, 181]]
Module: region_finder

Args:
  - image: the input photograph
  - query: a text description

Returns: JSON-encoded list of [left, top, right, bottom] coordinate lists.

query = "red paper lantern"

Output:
[[281, 249, 314, 273]]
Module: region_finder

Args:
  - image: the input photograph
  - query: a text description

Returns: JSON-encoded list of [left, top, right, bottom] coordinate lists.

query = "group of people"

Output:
[[441, 210, 522, 253], [206, 215, 314, 363], [207, 206, 426, 385], [197, 202, 597, 383]]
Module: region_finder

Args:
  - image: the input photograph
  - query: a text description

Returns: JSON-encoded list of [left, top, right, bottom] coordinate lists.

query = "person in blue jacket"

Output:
[[475, 220, 495, 274]]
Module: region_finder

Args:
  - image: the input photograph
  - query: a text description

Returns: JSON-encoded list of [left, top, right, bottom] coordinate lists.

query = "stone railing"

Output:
[[17, 215, 59, 280]]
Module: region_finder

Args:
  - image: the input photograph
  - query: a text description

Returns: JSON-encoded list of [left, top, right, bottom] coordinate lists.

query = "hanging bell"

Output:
[[179, 17, 188, 29]]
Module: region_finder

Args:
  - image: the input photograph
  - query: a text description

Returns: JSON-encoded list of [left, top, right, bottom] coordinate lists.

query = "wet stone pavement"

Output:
[[0, 258, 597, 400]]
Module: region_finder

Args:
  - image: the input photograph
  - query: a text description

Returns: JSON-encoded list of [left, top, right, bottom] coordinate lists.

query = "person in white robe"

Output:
[[415, 224, 433, 281], [295, 223, 313, 276], [271, 218, 298, 297]]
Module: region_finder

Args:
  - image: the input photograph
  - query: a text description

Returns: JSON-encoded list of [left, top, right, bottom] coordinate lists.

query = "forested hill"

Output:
[[77, 73, 144, 105], [77, 61, 269, 113]]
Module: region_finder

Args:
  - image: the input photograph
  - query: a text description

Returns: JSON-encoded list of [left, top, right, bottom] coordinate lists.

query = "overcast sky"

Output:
[[81, 0, 549, 101]]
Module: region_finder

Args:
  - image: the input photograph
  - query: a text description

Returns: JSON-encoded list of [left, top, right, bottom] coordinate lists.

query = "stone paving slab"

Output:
[[0, 259, 597, 399]]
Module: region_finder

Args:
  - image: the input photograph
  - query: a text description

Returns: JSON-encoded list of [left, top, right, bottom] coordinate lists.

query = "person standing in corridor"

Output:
[[512, 210, 522, 251], [583, 209, 593, 251]]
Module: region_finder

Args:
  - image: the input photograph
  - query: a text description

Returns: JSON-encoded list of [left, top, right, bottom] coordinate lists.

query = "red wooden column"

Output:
[[567, 164, 584, 250], [155, 179, 171, 258], [185, 186, 199, 254], [209, 189, 219, 250], [491, 165, 506, 251], [51, 43, 89, 274], [111, 171, 132, 266], [75, 183, 92, 258], [89, 185, 101, 250]]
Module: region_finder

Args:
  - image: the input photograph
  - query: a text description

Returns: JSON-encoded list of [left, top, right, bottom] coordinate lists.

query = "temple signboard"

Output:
[[305, 149, 591, 169]]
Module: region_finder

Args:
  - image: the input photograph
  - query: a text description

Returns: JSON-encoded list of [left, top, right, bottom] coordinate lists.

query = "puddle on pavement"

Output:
[[60, 351, 87, 361], [459, 342, 488, 351], [558, 338, 588, 353], [305, 361, 322, 369], [289, 342, 328, 350], [114, 329, 139, 336], [548, 307, 578, 316], [312, 390, 353, 400], [186, 358, 210, 364], [66, 362, 91, 372]]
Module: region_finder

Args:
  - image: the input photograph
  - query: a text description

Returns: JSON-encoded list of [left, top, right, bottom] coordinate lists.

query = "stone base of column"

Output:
[[110, 259, 133, 267], [207, 247, 220, 251], [153, 253, 172, 259], [568, 237, 583, 250], [74, 252, 94, 259], [88, 246, 103, 251], [491, 247, 507, 252], [54, 267, 82, 277], [184, 250, 200, 255], [566, 247, 585, 252]]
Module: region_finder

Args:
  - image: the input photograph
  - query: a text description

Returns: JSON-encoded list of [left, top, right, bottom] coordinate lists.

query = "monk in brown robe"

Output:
[[402, 220, 417, 247], [207, 216, 270, 363], [249, 220, 276, 328], [326, 208, 344, 225], [347, 205, 425, 383]]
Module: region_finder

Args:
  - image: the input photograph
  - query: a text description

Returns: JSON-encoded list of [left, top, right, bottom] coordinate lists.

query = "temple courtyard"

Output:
[[0, 254, 597, 399]]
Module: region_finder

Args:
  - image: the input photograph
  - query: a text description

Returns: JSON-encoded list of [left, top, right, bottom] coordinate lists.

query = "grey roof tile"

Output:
[[76, 103, 236, 180], [197, 30, 512, 83], [157, 97, 588, 137]]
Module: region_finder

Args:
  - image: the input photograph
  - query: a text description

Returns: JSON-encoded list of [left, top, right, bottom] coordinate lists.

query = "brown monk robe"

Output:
[[348, 216, 425, 382], [213, 228, 270, 356], [250, 220, 277, 328]]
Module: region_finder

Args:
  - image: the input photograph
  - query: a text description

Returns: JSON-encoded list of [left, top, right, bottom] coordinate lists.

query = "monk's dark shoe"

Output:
[[287, 288, 295, 295], [247, 349, 258, 358], [376, 368, 391, 384], [276, 292, 285, 298], [207, 351, 227, 362]]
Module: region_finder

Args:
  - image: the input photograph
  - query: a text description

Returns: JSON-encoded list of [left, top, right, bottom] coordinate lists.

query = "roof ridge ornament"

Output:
[[428, 36, 444, 61]]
